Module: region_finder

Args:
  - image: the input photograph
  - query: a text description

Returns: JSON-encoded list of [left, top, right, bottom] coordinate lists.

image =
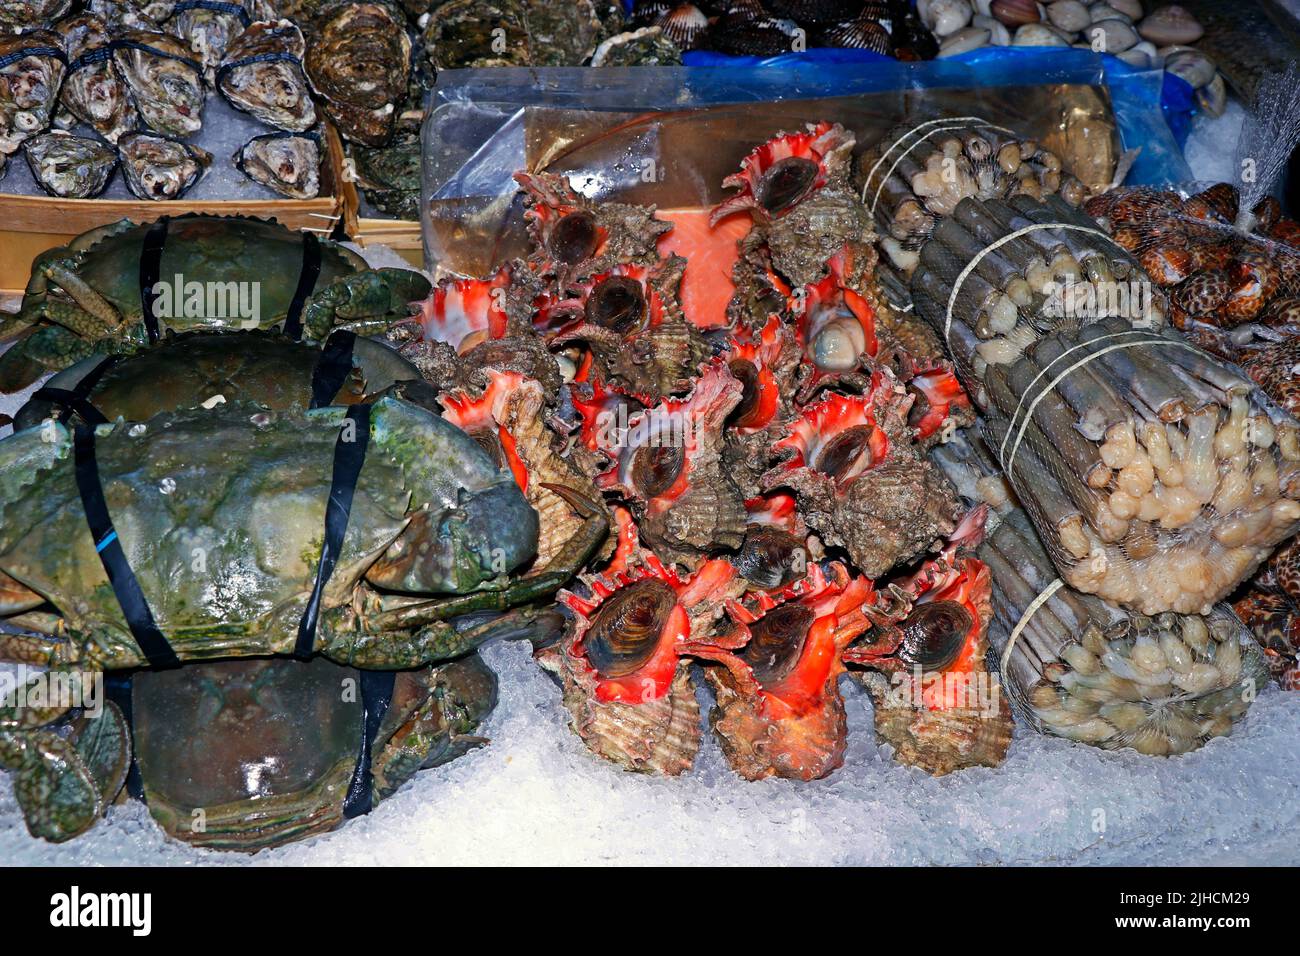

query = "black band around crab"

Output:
[[73, 425, 181, 670], [172, 0, 253, 27], [139, 217, 171, 344], [343, 669, 397, 819], [294, 402, 372, 659], [310, 329, 358, 409], [29, 354, 123, 426], [282, 230, 322, 342], [0, 45, 67, 70], [215, 50, 303, 89]]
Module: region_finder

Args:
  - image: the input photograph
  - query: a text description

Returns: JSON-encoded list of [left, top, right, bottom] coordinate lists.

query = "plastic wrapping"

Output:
[[932, 429, 1269, 756], [422, 50, 1186, 278]]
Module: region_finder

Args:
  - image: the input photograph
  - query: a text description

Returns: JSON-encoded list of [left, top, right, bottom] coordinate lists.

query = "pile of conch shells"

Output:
[[397, 121, 1018, 779], [918, 1, 1227, 115]]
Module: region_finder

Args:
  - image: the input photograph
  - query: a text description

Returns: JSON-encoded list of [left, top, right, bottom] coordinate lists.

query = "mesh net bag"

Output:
[[907, 192, 1300, 615], [931, 430, 1269, 756]]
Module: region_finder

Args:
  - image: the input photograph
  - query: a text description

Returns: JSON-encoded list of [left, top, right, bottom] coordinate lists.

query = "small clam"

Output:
[[1013, 22, 1068, 46], [1047, 0, 1089, 33], [1137, 4, 1204, 46], [1083, 18, 1139, 53]]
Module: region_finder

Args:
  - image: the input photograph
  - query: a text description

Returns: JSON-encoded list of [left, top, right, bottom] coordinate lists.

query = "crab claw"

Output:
[[689, 562, 877, 780], [710, 122, 855, 226]]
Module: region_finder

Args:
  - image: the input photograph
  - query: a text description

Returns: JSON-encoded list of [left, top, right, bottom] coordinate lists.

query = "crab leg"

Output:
[[366, 483, 610, 632]]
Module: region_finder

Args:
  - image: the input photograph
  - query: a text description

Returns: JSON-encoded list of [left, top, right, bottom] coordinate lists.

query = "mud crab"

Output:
[[0, 214, 431, 391]]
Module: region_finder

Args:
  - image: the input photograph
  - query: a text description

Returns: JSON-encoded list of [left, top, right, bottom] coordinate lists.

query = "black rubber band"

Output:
[[173, 0, 252, 26], [74, 426, 180, 670], [293, 403, 372, 659], [0, 45, 67, 70], [216, 50, 302, 88], [110, 39, 202, 75], [342, 669, 396, 819], [310, 329, 357, 409], [282, 230, 321, 342], [27, 353, 122, 425], [140, 217, 169, 344], [66, 46, 114, 76]]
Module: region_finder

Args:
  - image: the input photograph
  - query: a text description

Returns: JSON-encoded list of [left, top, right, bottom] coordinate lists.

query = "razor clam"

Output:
[[0, 1, 75, 31], [112, 29, 205, 138], [217, 19, 316, 132], [56, 14, 135, 144], [168, 0, 258, 83], [234, 130, 319, 199], [119, 130, 211, 199], [23, 130, 117, 198], [0, 31, 67, 156], [305, 2, 410, 147]]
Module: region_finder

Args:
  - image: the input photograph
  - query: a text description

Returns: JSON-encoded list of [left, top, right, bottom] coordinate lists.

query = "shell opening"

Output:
[[586, 275, 646, 333], [584, 578, 677, 679], [740, 604, 814, 684], [898, 601, 973, 671], [550, 211, 599, 265], [758, 156, 820, 215], [631, 442, 685, 498], [814, 424, 874, 483]]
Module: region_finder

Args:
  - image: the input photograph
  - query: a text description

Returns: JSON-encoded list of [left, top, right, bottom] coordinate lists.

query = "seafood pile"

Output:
[[933, 430, 1268, 755], [917, 1, 1227, 114], [400, 120, 1014, 781]]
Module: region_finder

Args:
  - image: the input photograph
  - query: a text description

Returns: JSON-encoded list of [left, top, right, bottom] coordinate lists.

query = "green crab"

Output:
[[1, 649, 506, 848], [0, 214, 431, 391]]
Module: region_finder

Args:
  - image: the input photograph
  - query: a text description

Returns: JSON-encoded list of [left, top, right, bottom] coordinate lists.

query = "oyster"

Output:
[[0, 1, 74, 31], [233, 130, 320, 199], [112, 29, 205, 138], [305, 2, 410, 147], [88, 0, 170, 29], [55, 14, 135, 144], [0, 31, 67, 156], [589, 26, 682, 65], [170, 0, 263, 83], [351, 125, 421, 219], [23, 131, 117, 198], [423, 0, 616, 69], [217, 19, 316, 131], [119, 131, 212, 199]]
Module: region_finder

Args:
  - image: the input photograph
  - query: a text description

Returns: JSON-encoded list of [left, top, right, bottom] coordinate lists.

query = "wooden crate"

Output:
[[353, 216, 423, 270], [0, 124, 353, 301]]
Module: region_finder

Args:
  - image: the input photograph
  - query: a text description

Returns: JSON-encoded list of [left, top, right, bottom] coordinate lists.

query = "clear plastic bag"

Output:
[[422, 50, 1185, 278]]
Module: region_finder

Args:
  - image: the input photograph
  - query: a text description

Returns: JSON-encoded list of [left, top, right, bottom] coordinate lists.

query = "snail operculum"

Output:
[[814, 424, 874, 485], [739, 603, 815, 684], [549, 210, 600, 265], [735, 525, 806, 590], [757, 155, 820, 216], [897, 600, 973, 672], [585, 275, 646, 333], [630, 441, 685, 498], [583, 578, 678, 679]]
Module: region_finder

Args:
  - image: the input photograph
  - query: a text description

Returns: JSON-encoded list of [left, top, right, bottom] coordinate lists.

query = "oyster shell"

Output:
[[0, 30, 68, 156], [233, 130, 320, 199], [112, 29, 205, 138], [169, 0, 261, 83], [23, 131, 117, 198], [119, 131, 211, 199], [0, 1, 75, 31], [217, 19, 316, 132], [423, 0, 530, 69], [88, 0, 171, 30], [55, 14, 136, 144], [350, 125, 420, 220], [305, 2, 410, 147], [589, 26, 683, 65]]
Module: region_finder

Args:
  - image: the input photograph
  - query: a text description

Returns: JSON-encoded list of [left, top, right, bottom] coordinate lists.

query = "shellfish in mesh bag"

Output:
[[858, 120, 1103, 279], [907, 192, 1300, 615], [933, 431, 1270, 755]]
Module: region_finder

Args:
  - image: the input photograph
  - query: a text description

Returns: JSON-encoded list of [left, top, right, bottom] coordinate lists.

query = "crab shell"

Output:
[[697, 563, 878, 780], [540, 555, 738, 774], [441, 369, 612, 571], [596, 360, 749, 563], [514, 170, 672, 282], [764, 375, 961, 577], [847, 508, 1014, 775], [710, 121, 855, 227]]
